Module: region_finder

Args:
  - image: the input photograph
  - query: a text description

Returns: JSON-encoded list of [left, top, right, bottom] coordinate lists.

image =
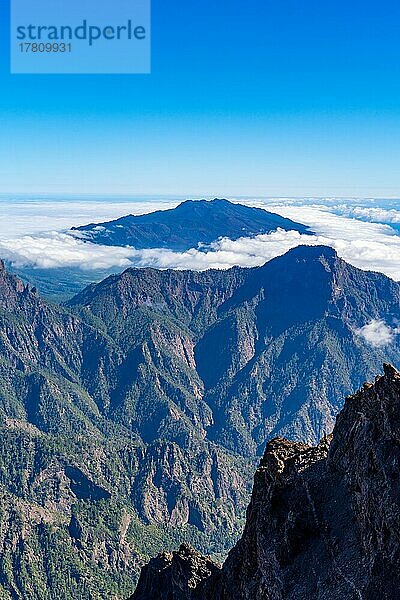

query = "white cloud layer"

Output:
[[333, 205, 400, 224], [0, 232, 135, 271], [354, 320, 398, 347], [1, 200, 400, 281], [0, 197, 179, 239]]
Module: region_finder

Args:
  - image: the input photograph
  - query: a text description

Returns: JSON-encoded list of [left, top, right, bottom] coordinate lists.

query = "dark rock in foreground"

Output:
[[132, 544, 220, 600], [131, 364, 400, 599]]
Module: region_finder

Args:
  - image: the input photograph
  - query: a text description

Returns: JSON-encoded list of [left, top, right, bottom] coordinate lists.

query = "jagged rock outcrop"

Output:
[[132, 544, 220, 600], [132, 365, 400, 599]]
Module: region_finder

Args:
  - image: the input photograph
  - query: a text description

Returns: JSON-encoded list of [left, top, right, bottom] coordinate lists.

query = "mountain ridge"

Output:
[[0, 246, 399, 597], [0, 259, 253, 599], [66, 244, 400, 449], [132, 364, 400, 599], [71, 198, 311, 251]]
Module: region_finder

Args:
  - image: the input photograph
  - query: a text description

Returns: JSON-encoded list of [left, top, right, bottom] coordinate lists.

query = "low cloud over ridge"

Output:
[[354, 319, 399, 347], [1, 203, 400, 281]]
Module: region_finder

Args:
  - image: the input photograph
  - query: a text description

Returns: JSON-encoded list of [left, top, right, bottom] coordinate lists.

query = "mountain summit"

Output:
[[67, 244, 400, 450], [0, 247, 399, 597], [72, 199, 310, 250]]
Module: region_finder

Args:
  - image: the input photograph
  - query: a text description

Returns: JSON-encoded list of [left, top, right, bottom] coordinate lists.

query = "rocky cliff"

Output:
[[132, 364, 400, 599], [68, 245, 400, 451], [0, 261, 251, 599], [1, 246, 400, 598]]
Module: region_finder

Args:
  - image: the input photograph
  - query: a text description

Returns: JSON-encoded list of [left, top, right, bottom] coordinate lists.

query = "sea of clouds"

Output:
[[2, 196, 400, 280]]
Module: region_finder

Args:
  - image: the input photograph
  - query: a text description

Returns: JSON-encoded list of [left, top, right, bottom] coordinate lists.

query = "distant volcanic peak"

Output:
[[210, 197, 229, 203], [72, 199, 310, 252], [180, 198, 228, 205], [175, 198, 232, 214]]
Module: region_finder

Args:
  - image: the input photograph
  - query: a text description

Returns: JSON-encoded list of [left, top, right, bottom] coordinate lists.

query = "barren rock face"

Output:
[[328, 363, 400, 599], [132, 365, 400, 599], [132, 544, 220, 600]]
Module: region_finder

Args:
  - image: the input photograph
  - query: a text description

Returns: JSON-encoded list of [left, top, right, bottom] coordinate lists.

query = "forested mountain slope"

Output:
[[0, 245, 399, 597]]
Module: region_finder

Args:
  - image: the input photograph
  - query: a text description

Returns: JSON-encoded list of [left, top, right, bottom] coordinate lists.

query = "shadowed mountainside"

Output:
[[0, 260, 251, 599], [0, 246, 399, 597], [11, 199, 311, 302], [67, 244, 400, 451], [132, 364, 400, 600]]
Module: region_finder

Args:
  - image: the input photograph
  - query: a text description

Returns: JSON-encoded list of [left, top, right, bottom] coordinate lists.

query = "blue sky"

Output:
[[1, 0, 400, 195]]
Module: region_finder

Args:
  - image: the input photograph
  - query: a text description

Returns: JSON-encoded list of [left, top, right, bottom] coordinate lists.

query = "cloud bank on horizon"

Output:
[[1, 198, 400, 281]]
